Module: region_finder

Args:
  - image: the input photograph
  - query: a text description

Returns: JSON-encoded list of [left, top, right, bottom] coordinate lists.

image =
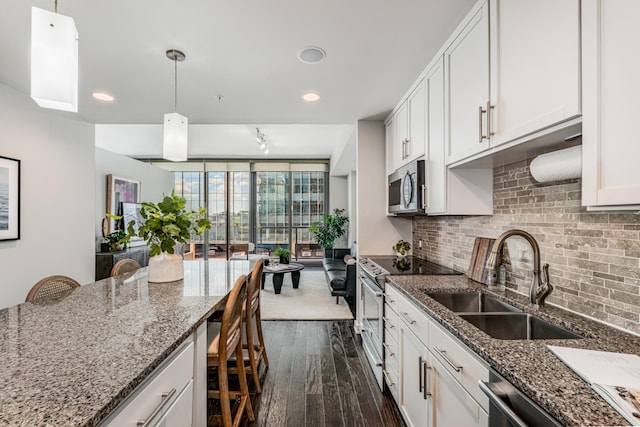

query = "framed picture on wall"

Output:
[[106, 175, 140, 234], [0, 155, 20, 241]]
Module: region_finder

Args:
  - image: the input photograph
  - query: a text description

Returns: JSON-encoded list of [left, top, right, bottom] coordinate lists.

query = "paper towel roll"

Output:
[[529, 145, 582, 183]]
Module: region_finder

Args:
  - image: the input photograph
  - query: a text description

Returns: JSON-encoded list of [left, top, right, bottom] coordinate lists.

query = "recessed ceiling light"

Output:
[[92, 91, 115, 102], [297, 46, 326, 64], [302, 91, 321, 102]]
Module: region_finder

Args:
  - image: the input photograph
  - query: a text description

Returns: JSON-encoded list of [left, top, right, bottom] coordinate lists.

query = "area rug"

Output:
[[260, 268, 353, 320]]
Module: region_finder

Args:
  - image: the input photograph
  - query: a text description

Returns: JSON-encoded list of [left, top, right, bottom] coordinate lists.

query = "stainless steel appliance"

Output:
[[388, 159, 425, 215], [479, 369, 562, 427], [359, 256, 462, 389]]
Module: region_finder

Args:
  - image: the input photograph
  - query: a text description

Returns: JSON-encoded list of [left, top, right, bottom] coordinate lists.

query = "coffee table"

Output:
[[262, 262, 304, 294]]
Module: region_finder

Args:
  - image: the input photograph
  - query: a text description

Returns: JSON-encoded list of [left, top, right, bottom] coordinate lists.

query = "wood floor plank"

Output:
[[264, 322, 296, 427], [305, 322, 325, 427], [286, 321, 308, 427], [320, 322, 345, 427], [251, 321, 284, 426], [330, 322, 365, 427], [337, 321, 359, 358]]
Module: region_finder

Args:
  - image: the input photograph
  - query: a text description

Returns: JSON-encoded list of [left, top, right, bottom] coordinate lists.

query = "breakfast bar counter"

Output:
[[388, 274, 640, 426], [0, 260, 250, 427]]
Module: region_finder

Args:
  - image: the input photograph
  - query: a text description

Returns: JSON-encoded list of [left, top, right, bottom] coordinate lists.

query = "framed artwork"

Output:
[[0, 156, 20, 241], [106, 175, 140, 234]]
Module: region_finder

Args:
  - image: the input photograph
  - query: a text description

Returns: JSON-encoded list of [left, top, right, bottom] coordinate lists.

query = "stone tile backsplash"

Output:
[[413, 158, 640, 334]]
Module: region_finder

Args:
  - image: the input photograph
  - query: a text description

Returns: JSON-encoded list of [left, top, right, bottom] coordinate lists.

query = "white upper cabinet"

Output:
[[394, 80, 426, 169], [582, 0, 640, 208], [444, 1, 490, 165], [488, 0, 581, 147], [385, 118, 396, 177], [425, 57, 447, 215], [445, 0, 581, 166]]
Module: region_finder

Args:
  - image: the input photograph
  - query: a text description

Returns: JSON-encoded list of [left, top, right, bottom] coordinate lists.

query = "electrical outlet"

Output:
[[418, 240, 422, 249]]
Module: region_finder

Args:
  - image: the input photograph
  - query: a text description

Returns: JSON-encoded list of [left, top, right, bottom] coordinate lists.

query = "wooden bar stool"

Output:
[[243, 258, 269, 393], [110, 259, 141, 277], [26, 275, 80, 302], [207, 275, 255, 427]]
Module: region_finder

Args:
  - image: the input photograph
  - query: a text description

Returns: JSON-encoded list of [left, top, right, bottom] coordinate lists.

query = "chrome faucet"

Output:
[[485, 229, 552, 306]]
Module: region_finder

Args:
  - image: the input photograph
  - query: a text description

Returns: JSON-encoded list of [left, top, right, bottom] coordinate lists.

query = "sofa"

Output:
[[322, 245, 357, 304]]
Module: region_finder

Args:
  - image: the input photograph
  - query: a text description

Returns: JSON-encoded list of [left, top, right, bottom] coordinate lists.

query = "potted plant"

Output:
[[125, 192, 211, 283], [274, 247, 292, 264], [309, 208, 349, 257], [393, 239, 411, 258], [105, 229, 128, 252]]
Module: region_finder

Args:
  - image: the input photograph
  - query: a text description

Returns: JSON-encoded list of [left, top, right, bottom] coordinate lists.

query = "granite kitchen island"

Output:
[[0, 260, 251, 426]]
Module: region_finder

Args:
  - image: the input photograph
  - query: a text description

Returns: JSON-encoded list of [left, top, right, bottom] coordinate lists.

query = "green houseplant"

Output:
[[105, 229, 128, 252], [274, 247, 292, 264], [126, 192, 211, 282], [309, 208, 349, 257], [393, 239, 411, 258]]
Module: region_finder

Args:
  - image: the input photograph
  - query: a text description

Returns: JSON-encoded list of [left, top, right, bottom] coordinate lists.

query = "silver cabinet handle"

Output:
[[421, 184, 426, 210], [383, 342, 395, 357], [479, 381, 528, 427], [478, 105, 484, 142], [418, 356, 424, 393], [137, 388, 177, 427], [434, 348, 462, 372], [382, 317, 394, 328], [486, 101, 494, 138], [401, 312, 416, 325], [423, 360, 431, 399], [383, 370, 395, 388], [405, 138, 411, 158]]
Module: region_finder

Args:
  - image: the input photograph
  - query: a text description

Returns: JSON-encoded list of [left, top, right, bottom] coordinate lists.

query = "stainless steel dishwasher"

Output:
[[479, 369, 563, 427]]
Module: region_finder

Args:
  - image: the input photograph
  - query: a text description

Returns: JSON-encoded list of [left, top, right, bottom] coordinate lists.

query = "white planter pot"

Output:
[[147, 252, 184, 283], [396, 252, 407, 259]]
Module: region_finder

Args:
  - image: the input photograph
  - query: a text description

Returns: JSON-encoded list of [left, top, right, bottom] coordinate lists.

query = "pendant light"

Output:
[[163, 49, 188, 162], [31, 0, 78, 112]]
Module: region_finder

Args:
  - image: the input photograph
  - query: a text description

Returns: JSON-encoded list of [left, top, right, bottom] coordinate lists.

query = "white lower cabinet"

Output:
[[431, 353, 488, 427], [101, 321, 209, 427], [385, 283, 488, 427], [399, 324, 431, 427]]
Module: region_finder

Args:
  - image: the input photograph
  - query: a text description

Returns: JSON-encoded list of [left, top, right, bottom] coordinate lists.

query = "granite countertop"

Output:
[[387, 274, 640, 427], [0, 260, 251, 427]]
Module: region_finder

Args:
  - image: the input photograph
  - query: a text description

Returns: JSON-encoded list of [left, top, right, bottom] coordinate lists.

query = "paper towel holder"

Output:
[[530, 145, 582, 183]]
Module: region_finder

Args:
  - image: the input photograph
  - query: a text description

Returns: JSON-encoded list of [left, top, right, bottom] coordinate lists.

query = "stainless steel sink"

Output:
[[460, 313, 583, 340], [426, 292, 522, 313]]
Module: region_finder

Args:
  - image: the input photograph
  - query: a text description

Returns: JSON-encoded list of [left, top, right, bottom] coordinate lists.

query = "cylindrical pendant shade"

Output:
[[163, 112, 188, 162], [30, 7, 78, 112]]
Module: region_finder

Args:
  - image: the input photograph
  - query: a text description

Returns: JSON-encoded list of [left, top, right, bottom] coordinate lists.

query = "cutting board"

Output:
[[467, 237, 496, 284]]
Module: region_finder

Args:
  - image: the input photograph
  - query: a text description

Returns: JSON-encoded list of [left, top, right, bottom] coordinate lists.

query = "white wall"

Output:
[[329, 175, 350, 248], [356, 120, 412, 256], [95, 148, 174, 248], [0, 83, 95, 309], [347, 171, 357, 247]]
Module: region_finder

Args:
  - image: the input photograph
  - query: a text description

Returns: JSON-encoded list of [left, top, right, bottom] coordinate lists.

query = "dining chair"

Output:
[[243, 258, 269, 393], [26, 275, 80, 303], [207, 274, 255, 426], [110, 259, 141, 277]]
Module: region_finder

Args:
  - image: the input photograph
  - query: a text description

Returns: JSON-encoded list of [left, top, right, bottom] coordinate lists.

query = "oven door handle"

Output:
[[362, 278, 383, 297], [478, 380, 528, 427]]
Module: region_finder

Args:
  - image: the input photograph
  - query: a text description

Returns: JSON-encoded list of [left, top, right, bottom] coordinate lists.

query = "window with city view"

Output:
[[170, 163, 327, 260]]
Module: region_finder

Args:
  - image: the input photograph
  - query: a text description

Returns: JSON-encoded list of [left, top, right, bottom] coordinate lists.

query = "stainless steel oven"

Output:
[[360, 268, 385, 389]]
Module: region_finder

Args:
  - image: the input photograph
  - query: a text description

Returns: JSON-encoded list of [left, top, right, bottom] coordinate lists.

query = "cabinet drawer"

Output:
[[101, 340, 194, 426], [383, 365, 400, 403], [384, 284, 401, 314], [397, 293, 430, 347], [384, 303, 400, 344], [429, 321, 488, 411], [154, 379, 193, 427], [384, 333, 400, 375]]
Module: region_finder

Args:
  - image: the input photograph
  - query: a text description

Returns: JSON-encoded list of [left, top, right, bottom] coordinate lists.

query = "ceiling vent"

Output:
[[297, 46, 326, 64]]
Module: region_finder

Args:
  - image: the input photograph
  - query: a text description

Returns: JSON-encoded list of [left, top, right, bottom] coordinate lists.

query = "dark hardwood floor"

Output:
[[209, 320, 405, 427]]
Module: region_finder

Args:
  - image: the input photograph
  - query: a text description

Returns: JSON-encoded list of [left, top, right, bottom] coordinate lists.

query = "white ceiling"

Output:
[[1, 0, 475, 162]]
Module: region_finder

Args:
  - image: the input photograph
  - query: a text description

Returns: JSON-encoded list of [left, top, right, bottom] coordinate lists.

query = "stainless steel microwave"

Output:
[[388, 159, 425, 215]]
